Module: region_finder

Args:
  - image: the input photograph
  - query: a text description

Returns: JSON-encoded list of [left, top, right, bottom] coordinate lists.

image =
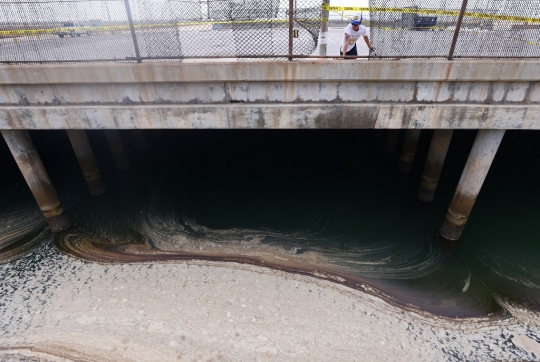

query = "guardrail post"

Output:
[[288, 0, 294, 60], [319, 0, 329, 56], [124, 0, 142, 63], [448, 0, 468, 60]]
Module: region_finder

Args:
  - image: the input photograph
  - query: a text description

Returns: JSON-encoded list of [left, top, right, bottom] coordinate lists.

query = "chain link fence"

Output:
[[1, 0, 135, 63], [0, 0, 539, 63], [369, 0, 540, 58], [0, 0, 320, 63]]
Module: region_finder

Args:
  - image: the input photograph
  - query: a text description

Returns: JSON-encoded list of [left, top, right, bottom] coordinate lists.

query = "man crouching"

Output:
[[340, 17, 375, 59]]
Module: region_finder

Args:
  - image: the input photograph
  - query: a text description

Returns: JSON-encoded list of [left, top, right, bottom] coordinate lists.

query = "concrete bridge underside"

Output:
[[0, 60, 537, 242]]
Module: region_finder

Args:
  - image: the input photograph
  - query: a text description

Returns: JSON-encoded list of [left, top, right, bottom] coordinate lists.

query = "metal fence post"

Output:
[[448, 0, 469, 60], [288, 0, 294, 60], [123, 0, 142, 63], [319, 0, 329, 56]]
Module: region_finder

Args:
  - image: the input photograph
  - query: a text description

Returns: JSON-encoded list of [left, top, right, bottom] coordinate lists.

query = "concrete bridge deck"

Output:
[[0, 60, 539, 130]]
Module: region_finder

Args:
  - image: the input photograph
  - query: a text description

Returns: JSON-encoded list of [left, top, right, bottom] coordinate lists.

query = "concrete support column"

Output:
[[416, 130, 454, 203], [383, 130, 400, 154], [104, 130, 130, 171], [132, 130, 149, 152], [1, 130, 71, 232], [398, 130, 421, 175], [66, 130, 107, 196], [439, 130, 505, 241], [0, 136, 13, 173]]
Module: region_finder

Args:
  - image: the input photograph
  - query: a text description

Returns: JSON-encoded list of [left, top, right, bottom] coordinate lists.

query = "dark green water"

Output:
[[1, 129, 539, 318]]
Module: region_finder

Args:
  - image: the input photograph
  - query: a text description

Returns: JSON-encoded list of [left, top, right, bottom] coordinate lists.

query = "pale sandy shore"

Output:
[[1, 239, 540, 362]]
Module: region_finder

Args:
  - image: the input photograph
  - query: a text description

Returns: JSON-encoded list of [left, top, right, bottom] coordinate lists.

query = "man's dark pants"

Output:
[[340, 44, 357, 59]]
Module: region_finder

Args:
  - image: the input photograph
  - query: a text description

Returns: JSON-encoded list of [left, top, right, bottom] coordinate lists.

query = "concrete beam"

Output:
[[398, 130, 421, 175], [0, 104, 538, 130], [417, 130, 453, 203], [104, 130, 130, 171], [1, 61, 540, 84], [3, 81, 536, 106], [439, 130, 505, 241], [1, 130, 71, 232], [66, 130, 107, 196], [0, 61, 537, 131]]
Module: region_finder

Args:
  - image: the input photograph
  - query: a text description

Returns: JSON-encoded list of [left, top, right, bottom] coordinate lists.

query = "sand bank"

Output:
[[1, 240, 539, 361]]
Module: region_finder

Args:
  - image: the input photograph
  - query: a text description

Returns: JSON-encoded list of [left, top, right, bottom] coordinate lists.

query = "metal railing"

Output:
[[0, 0, 539, 64]]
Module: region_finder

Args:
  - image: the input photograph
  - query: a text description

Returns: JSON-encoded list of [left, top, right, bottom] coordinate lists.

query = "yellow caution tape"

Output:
[[1, 9, 539, 39], [323, 5, 540, 24], [0, 19, 323, 37], [365, 24, 540, 46], [325, 6, 370, 11]]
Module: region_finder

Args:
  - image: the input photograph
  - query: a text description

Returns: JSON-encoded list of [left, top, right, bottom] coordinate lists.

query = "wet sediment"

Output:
[[2, 238, 540, 361], [54, 231, 473, 319]]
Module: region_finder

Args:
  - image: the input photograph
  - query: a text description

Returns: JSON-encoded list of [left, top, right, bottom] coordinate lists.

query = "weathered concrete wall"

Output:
[[2, 104, 537, 130], [3, 81, 539, 105], [0, 61, 539, 129]]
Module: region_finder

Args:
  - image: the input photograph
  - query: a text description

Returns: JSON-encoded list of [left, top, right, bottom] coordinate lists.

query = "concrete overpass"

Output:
[[1, 61, 539, 129], [1, 60, 538, 242]]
